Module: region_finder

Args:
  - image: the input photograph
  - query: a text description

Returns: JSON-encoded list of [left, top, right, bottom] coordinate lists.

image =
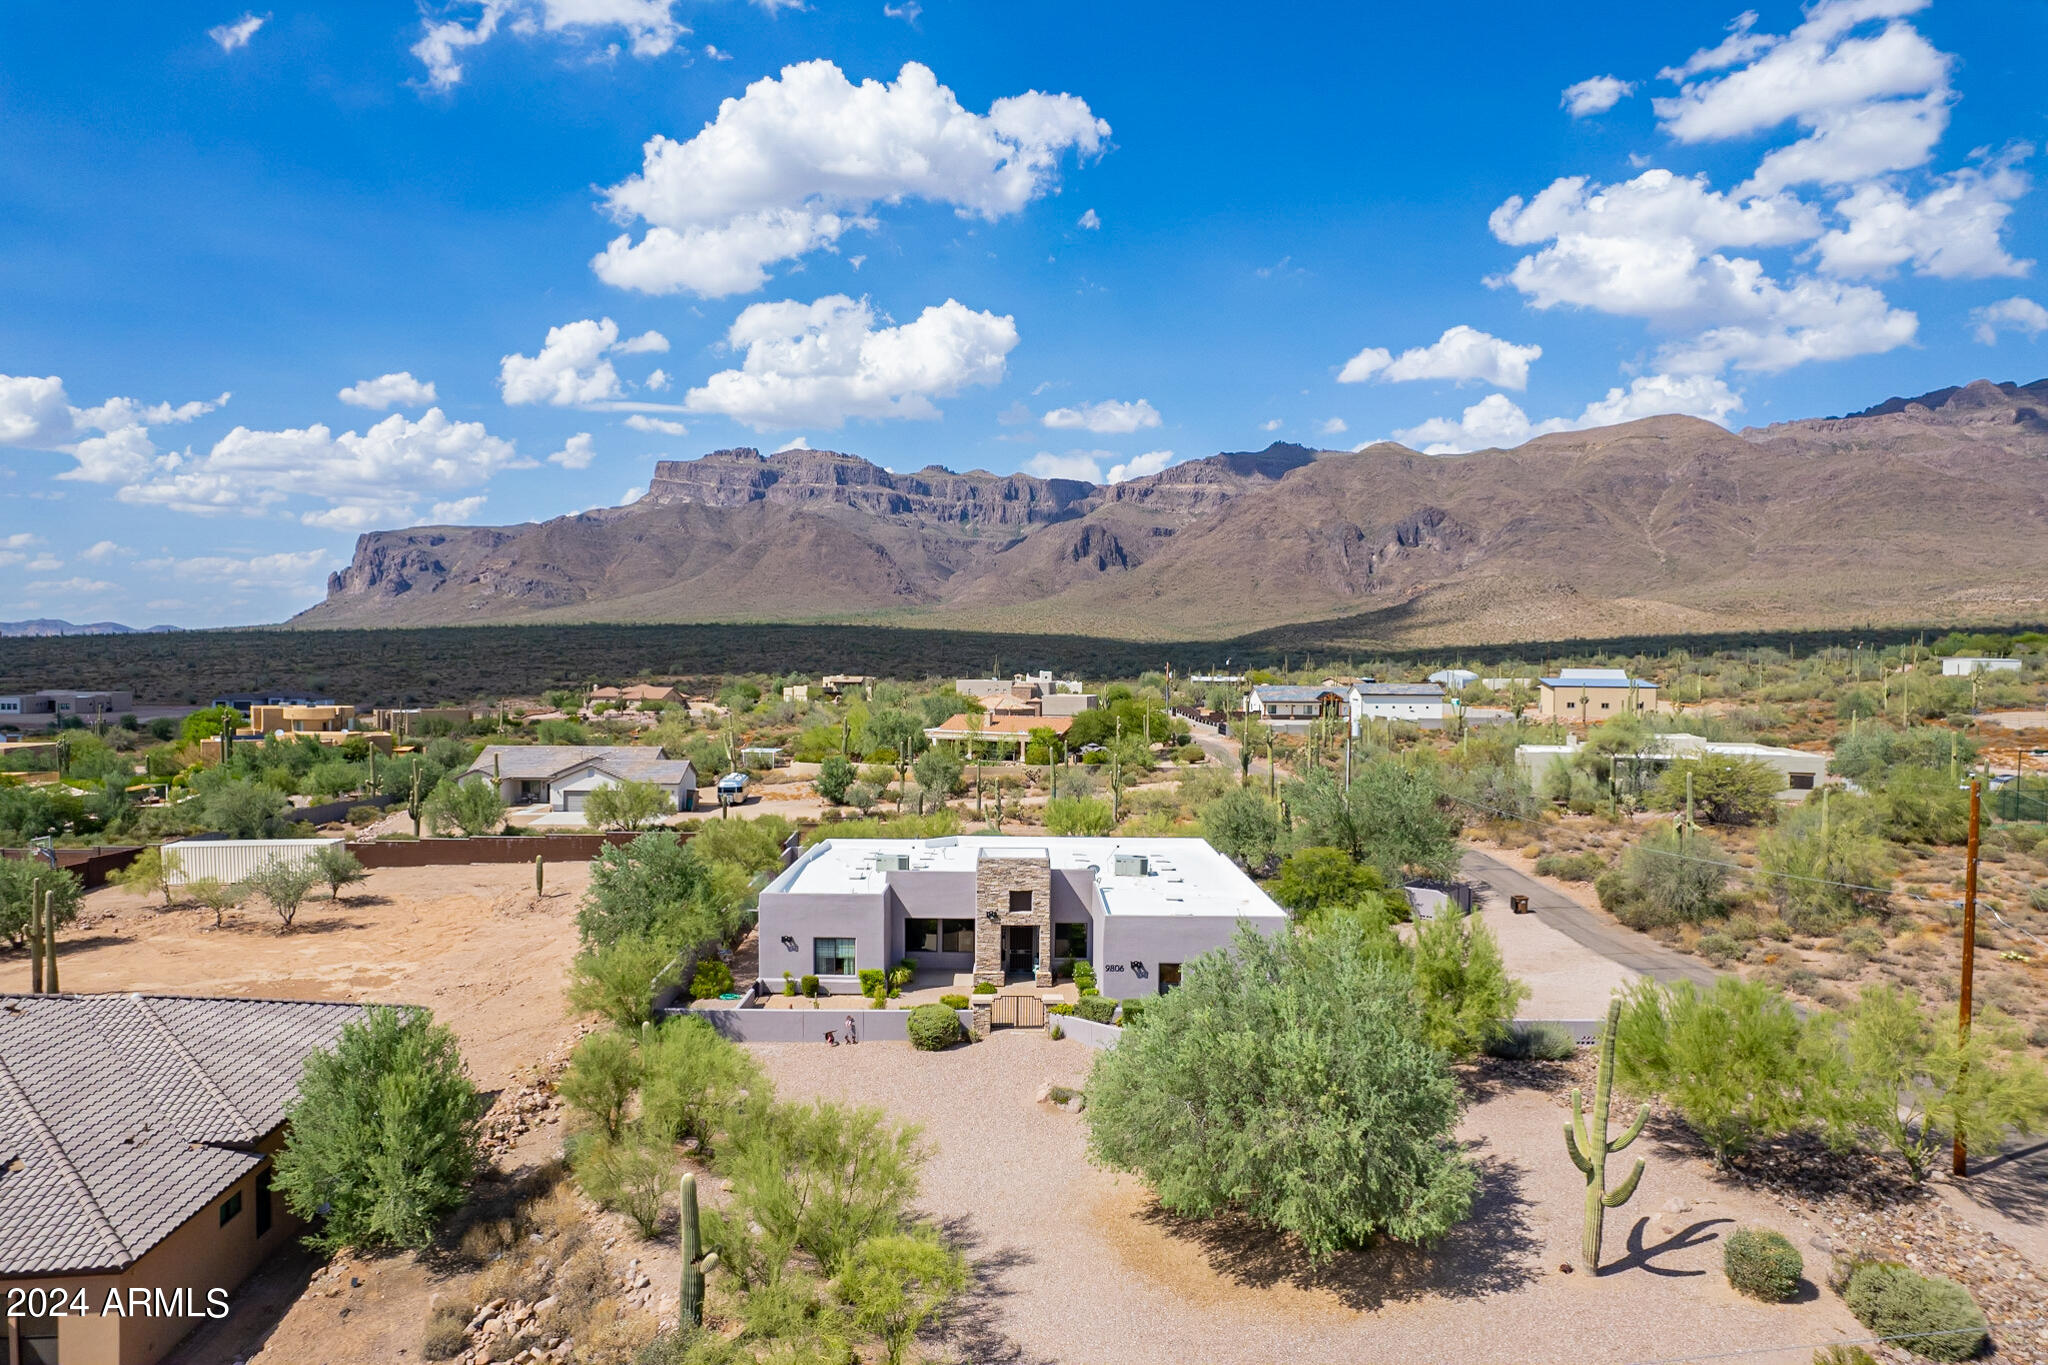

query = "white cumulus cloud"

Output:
[[0, 374, 228, 485], [1393, 374, 1743, 454], [1106, 449, 1175, 483], [1023, 450, 1107, 482], [140, 550, 333, 587], [1077, 208, 1101, 230], [412, 0, 687, 90], [119, 408, 520, 530], [549, 433, 598, 468], [338, 371, 439, 410], [1562, 76, 1634, 117], [500, 318, 669, 407], [1041, 398, 1161, 433], [209, 12, 266, 51], [1814, 152, 2034, 279], [591, 60, 1108, 297], [624, 414, 688, 435], [1971, 297, 2048, 345], [684, 294, 1017, 430], [1339, 325, 1544, 390]]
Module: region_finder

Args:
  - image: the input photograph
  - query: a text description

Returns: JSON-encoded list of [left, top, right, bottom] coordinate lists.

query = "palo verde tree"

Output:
[[1086, 923, 1476, 1257], [273, 1005, 481, 1252]]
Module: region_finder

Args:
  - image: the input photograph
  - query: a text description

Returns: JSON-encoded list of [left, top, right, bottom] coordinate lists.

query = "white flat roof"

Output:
[[766, 836, 1286, 920]]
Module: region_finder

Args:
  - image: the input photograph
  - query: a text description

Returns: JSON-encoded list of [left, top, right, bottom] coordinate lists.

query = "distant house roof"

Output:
[[1248, 685, 1347, 704], [1351, 683, 1445, 698], [0, 994, 368, 1277], [1427, 669, 1479, 687], [467, 745, 684, 783], [589, 684, 678, 702], [1539, 669, 1654, 689], [925, 714, 1072, 738]]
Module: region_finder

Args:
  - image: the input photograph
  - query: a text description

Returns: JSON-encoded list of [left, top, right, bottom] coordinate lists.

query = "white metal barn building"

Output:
[[162, 837, 344, 886]]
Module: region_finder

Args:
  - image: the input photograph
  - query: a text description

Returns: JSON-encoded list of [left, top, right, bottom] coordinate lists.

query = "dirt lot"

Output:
[[754, 1031, 1871, 1365], [31, 861, 593, 1088]]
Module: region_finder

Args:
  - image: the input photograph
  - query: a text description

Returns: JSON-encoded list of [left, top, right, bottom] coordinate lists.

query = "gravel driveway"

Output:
[[752, 1032, 1866, 1365]]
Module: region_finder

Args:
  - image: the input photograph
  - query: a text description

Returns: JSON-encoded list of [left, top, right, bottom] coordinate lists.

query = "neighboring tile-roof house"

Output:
[[466, 744, 689, 783], [0, 994, 367, 1277]]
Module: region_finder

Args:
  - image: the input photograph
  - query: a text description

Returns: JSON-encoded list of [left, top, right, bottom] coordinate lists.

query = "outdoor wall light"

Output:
[[779, 935, 797, 951], [1129, 961, 1147, 978]]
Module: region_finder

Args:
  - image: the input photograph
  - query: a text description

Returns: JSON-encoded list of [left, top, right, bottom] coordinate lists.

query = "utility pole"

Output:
[[1954, 779, 1981, 1178]]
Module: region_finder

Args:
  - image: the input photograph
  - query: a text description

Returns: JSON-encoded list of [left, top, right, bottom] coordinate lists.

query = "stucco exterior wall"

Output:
[[4, 1144, 299, 1365], [754, 889, 887, 990], [1094, 912, 1285, 1000]]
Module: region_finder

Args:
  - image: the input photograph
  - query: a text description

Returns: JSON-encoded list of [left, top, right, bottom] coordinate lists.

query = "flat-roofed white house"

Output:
[[756, 837, 1288, 999], [1348, 682, 1448, 732], [1535, 667, 1657, 721], [1940, 656, 2022, 676], [464, 745, 698, 813], [1516, 733, 1829, 795]]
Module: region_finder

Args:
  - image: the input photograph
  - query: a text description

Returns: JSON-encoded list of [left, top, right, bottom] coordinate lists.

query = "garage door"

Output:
[[563, 791, 587, 812]]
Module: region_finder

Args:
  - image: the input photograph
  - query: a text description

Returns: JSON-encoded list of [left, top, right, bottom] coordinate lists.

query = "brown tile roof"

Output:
[[0, 994, 369, 1276]]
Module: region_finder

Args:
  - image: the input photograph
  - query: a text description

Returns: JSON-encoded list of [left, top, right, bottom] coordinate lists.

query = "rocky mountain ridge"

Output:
[[297, 380, 2048, 647]]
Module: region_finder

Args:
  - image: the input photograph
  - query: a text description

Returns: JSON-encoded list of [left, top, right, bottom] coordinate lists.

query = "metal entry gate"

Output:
[[988, 994, 1047, 1029]]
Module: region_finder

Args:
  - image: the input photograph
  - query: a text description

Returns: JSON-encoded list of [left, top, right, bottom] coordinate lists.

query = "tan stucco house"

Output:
[[1, 993, 367, 1365]]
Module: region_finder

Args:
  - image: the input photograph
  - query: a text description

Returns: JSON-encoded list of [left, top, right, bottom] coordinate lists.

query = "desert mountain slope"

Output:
[[295, 380, 2048, 645]]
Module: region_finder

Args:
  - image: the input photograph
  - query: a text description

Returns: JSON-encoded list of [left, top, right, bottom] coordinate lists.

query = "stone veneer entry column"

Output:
[[973, 849, 1054, 988]]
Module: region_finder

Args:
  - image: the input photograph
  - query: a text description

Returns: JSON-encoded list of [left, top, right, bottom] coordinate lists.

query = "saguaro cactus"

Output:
[[680, 1171, 719, 1328], [535, 853, 545, 897], [41, 890, 58, 994], [1566, 996, 1646, 1273]]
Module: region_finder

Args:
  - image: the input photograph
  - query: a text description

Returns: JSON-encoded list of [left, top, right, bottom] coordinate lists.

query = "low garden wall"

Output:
[[0, 844, 145, 888], [684, 1006, 975, 1044], [1053, 1014, 1124, 1049], [347, 832, 648, 867]]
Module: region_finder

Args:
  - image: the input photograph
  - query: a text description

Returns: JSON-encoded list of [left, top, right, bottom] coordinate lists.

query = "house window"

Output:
[[17, 1315, 59, 1365], [221, 1190, 244, 1226], [1565, 701, 1576, 709], [1157, 962, 1182, 994], [906, 918, 975, 954], [1053, 921, 1089, 959], [1788, 771, 1815, 790], [1008, 889, 1033, 916], [813, 937, 856, 975], [1600, 702, 1611, 710]]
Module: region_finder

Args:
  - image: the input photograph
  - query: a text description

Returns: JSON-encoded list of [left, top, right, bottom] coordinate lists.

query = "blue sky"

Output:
[[2, 0, 2043, 627]]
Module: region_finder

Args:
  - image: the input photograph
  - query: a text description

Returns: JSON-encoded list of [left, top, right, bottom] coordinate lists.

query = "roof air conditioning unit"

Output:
[[875, 853, 911, 872], [1113, 853, 1150, 877]]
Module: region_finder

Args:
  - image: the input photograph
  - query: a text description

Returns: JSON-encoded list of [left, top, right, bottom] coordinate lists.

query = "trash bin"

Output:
[[1510, 894, 1531, 915]]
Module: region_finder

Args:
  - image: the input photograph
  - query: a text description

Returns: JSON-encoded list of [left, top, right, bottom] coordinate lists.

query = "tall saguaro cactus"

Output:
[[535, 853, 545, 897], [1566, 997, 1647, 1273], [41, 890, 58, 994], [27, 879, 45, 993], [680, 1171, 720, 1328]]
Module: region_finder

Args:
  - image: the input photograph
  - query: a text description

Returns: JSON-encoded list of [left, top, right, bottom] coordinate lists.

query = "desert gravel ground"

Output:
[[753, 1031, 1869, 1365]]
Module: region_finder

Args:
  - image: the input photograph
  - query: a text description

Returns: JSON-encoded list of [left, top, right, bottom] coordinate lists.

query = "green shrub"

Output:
[[1074, 994, 1117, 1024], [690, 959, 735, 999], [422, 1306, 469, 1361], [1843, 1262, 1988, 1361], [800, 974, 819, 998], [783, 971, 797, 997], [1116, 997, 1146, 1027], [1484, 1022, 1576, 1061], [907, 1003, 963, 1051], [858, 967, 886, 995], [938, 993, 969, 1010], [1534, 850, 1605, 882], [1723, 1226, 1803, 1302], [1812, 1348, 1879, 1365], [972, 981, 998, 995], [1047, 1002, 1075, 1015], [1072, 960, 1097, 993], [1697, 931, 1744, 965]]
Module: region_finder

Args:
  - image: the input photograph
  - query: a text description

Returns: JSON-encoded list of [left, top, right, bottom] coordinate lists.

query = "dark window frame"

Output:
[[220, 1190, 244, 1226], [1008, 889, 1033, 916], [813, 937, 856, 976]]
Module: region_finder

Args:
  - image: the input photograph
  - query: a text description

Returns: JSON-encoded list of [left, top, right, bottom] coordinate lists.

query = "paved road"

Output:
[[1459, 845, 1719, 992]]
